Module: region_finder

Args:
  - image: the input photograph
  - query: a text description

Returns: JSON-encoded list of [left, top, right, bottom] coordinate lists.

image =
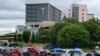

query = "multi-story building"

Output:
[[25, 3, 62, 28], [67, 4, 94, 22]]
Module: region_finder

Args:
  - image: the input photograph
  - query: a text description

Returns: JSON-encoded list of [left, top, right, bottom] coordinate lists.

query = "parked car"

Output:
[[50, 48, 86, 56], [3, 47, 21, 56], [27, 46, 50, 56], [17, 47, 29, 56], [0, 46, 5, 54], [50, 48, 65, 56], [90, 50, 100, 56], [67, 50, 86, 56]]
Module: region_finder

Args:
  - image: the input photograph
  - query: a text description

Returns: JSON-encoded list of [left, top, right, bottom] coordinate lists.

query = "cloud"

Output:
[[0, 28, 15, 35], [0, 19, 25, 28], [0, 0, 25, 19], [0, 19, 25, 35], [0, 10, 25, 19], [0, 0, 25, 11]]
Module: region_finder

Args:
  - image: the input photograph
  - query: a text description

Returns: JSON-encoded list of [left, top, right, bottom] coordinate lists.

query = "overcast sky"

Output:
[[0, 0, 100, 35]]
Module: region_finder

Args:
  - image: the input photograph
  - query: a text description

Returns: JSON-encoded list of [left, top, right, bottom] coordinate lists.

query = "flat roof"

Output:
[[26, 3, 62, 12]]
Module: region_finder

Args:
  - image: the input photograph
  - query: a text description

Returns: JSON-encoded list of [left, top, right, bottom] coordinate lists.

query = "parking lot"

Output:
[[0, 46, 100, 56], [0, 54, 2, 56]]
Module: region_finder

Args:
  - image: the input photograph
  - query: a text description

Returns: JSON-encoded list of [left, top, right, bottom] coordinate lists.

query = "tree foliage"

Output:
[[48, 22, 69, 45], [14, 31, 18, 42], [23, 30, 31, 43], [93, 26, 100, 42], [17, 33, 23, 42], [57, 24, 91, 48], [36, 27, 50, 43], [82, 20, 98, 42], [31, 32, 35, 43]]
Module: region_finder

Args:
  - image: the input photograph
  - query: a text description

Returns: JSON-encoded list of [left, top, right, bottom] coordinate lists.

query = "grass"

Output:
[[13, 42, 44, 47]]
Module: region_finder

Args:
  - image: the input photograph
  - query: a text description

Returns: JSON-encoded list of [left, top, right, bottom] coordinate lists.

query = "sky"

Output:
[[0, 0, 100, 35]]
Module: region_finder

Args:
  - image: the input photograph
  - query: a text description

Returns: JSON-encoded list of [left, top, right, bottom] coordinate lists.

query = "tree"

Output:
[[93, 26, 100, 43], [23, 30, 31, 43], [48, 22, 69, 45], [17, 33, 23, 42], [57, 23, 91, 48], [82, 20, 98, 42], [31, 32, 35, 43], [13, 31, 18, 42], [62, 16, 69, 22], [62, 16, 78, 23], [36, 27, 49, 43]]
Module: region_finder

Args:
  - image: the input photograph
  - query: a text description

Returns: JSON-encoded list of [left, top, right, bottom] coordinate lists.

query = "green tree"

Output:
[[17, 33, 23, 42], [31, 32, 35, 43], [57, 23, 91, 48], [13, 31, 18, 42], [62, 16, 69, 22], [36, 27, 49, 43], [23, 30, 31, 43], [93, 26, 100, 43], [48, 22, 69, 45], [82, 20, 98, 42], [62, 16, 78, 23]]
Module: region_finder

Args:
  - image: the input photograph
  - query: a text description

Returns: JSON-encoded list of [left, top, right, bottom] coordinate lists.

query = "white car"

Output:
[[0, 46, 5, 54], [61, 49, 86, 56]]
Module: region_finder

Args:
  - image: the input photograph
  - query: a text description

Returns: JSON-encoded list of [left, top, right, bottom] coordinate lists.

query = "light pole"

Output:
[[28, 30, 33, 45]]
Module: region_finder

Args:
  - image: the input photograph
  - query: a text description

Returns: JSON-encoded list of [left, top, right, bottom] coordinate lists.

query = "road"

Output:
[[0, 54, 2, 56]]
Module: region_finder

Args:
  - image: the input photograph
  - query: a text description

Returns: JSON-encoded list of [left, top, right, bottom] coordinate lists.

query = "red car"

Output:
[[7, 48, 21, 56], [27, 46, 49, 56]]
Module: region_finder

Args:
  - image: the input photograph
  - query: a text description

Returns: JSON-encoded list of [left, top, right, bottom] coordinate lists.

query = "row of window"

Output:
[[26, 4, 37, 7], [68, 13, 84, 15], [69, 9, 84, 11], [26, 16, 37, 18], [26, 8, 37, 10], [26, 12, 37, 14]]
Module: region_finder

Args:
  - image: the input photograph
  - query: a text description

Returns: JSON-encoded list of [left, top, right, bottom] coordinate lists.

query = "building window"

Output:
[[34, 8, 37, 10], [82, 9, 84, 11], [82, 17, 84, 19], [82, 13, 84, 15], [31, 25, 33, 28], [82, 19, 84, 22], [34, 12, 37, 14], [68, 17, 70, 18], [34, 16, 37, 18], [34, 25, 39, 27]]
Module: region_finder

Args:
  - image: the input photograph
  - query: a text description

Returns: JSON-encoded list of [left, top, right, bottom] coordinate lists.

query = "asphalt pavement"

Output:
[[0, 54, 2, 56]]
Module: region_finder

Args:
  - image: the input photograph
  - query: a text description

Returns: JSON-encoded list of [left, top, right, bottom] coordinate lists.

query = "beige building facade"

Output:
[[67, 4, 94, 22]]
